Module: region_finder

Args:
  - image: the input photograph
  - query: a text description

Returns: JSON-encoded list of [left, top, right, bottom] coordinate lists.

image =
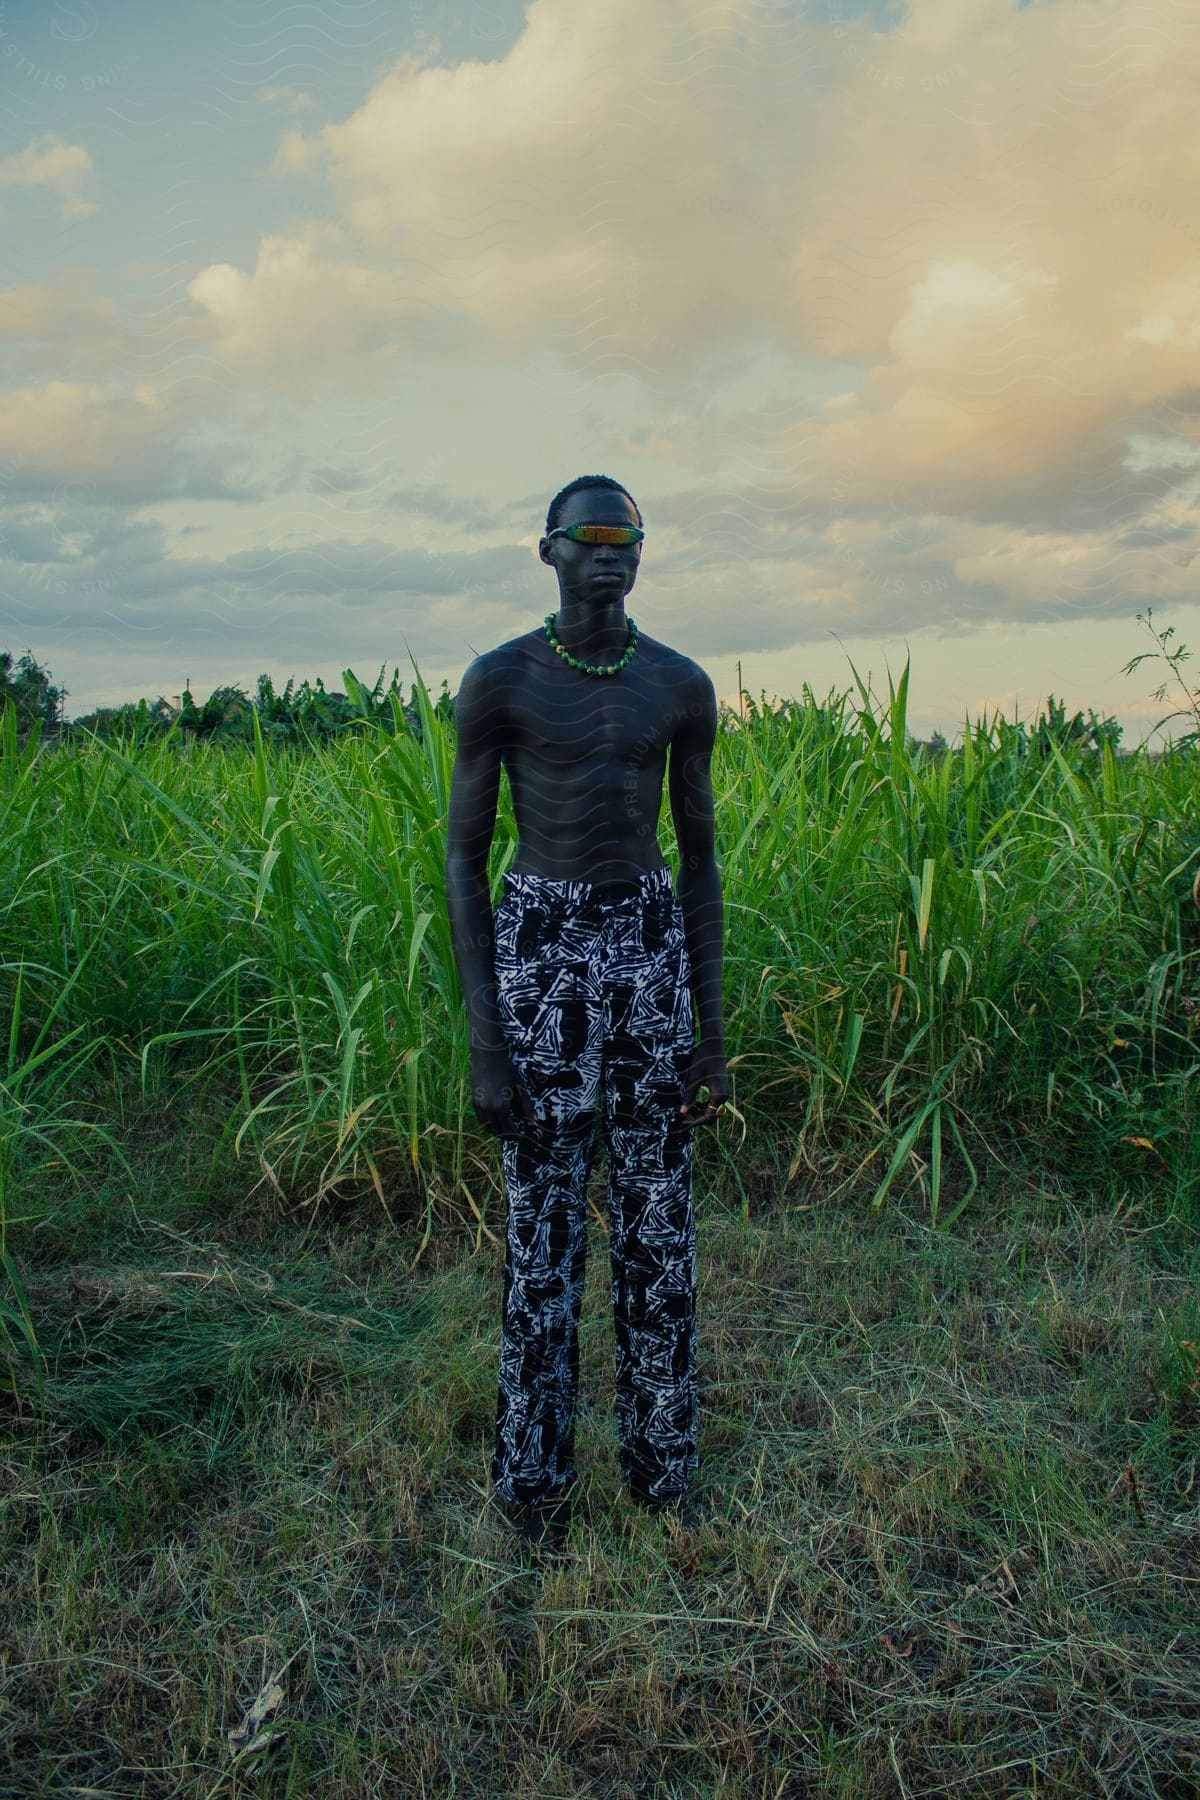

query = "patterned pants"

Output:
[[490, 864, 699, 1506]]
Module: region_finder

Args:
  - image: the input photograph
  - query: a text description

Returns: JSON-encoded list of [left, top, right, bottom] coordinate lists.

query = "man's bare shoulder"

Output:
[[454, 635, 533, 706], [635, 633, 713, 696], [460, 631, 541, 684]]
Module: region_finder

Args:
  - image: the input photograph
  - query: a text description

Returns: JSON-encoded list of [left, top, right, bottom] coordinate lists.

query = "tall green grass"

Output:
[[1, 662, 1196, 1251]]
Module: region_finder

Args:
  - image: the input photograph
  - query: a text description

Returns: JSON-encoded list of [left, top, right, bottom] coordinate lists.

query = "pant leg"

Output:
[[599, 884, 699, 1502], [490, 886, 603, 1506], [491, 1116, 595, 1503]]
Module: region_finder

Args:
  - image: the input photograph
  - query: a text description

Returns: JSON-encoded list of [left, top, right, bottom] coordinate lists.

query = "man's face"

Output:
[[539, 486, 642, 603]]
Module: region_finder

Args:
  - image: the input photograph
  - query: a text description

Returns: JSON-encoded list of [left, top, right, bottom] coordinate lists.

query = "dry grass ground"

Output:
[[3, 1139, 1198, 1800]]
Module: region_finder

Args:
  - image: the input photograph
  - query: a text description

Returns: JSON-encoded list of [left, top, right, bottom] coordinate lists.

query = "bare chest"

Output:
[[505, 649, 681, 771]]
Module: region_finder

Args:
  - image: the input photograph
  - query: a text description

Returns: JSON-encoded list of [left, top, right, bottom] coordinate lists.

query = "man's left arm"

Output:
[[668, 669, 729, 1129]]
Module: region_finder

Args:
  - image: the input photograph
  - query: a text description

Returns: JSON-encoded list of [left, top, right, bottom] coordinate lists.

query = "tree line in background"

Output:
[[0, 654, 456, 746], [3, 608, 1198, 753]]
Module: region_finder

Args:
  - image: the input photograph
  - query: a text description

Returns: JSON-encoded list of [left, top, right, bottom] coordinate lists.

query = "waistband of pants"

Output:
[[500, 864, 675, 910]]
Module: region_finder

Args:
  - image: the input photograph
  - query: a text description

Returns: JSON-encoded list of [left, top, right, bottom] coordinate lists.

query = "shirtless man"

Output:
[[445, 473, 729, 1553]]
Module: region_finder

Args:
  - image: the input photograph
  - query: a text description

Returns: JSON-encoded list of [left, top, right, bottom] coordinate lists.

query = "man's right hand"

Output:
[[471, 1048, 537, 1139]]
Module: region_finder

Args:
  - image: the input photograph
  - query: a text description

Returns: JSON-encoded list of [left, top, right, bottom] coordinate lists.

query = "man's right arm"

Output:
[[445, 654, 508, 1059]]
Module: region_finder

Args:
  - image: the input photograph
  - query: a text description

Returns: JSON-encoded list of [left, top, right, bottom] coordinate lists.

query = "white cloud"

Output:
[[0, 134, 97, 219], [1125, 274, 1200, 347], [1122, 435, 1200, 474], [187, 224, 430, 391], [271, 128, 322, 175], [0, 382, 266, 503], [0, 270, 127, 374], [183, 0, 1198, 538], [780, 0, 1200, 516], [257, 86, 319, 113], [203, 0, 809, 378]]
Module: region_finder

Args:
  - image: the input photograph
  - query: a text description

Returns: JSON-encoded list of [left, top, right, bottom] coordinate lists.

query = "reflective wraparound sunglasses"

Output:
[[544, 523, 644, 545]]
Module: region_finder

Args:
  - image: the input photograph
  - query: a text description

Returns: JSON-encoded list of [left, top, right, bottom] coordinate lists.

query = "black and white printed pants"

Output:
[[489, 863, 699, 1507]]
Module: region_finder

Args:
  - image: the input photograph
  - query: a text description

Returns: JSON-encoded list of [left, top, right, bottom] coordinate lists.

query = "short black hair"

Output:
[[545, 474, 643, 535]]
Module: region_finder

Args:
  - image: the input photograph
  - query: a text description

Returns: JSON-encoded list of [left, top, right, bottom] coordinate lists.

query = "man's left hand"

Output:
[[679, 1039, 729, 1129]]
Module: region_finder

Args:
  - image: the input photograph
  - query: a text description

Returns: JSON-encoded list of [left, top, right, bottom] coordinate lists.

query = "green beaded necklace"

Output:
[[544, 612, 638, 676]]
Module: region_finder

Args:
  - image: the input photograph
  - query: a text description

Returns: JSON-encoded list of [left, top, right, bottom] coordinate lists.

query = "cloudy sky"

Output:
[[2, 0, 1198, 741]]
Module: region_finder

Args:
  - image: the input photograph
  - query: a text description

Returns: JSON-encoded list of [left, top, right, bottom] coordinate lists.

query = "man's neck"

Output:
[[549, 602, 630, 656]]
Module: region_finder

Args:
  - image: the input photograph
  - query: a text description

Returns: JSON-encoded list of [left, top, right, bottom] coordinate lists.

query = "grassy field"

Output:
[[2, 668, 1197, 1224], [2, 671, 1199, 1794], [3, 1120, 1198, 1796]]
